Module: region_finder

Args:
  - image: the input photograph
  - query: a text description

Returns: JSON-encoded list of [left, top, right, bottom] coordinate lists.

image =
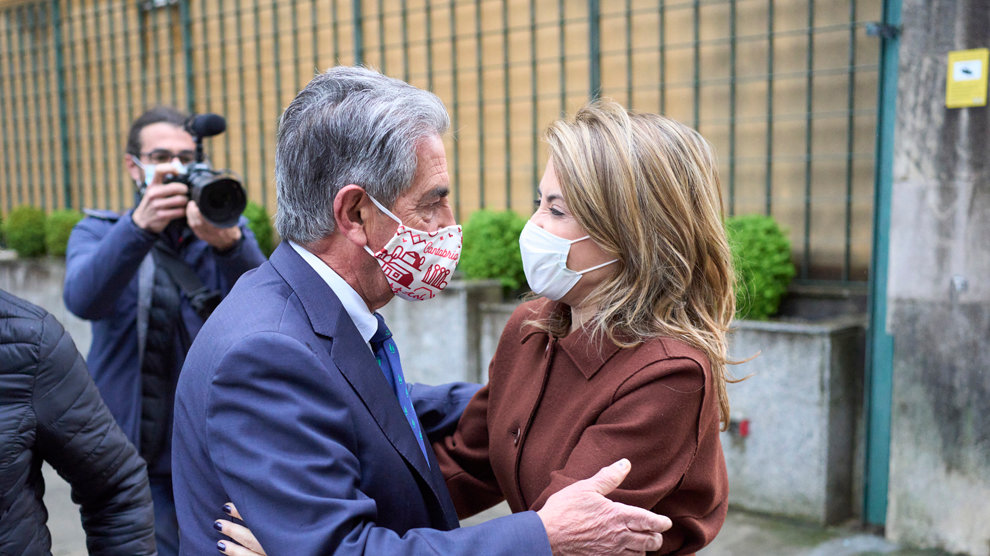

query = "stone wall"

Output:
[[885, 2, 990, 554]]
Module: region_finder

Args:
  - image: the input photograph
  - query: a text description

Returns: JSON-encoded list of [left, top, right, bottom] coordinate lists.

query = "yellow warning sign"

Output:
[[946, 48, 988, 108]]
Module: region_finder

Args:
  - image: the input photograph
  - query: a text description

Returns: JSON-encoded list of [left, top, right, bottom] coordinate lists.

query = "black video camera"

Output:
[[165, 113, 247, 228]]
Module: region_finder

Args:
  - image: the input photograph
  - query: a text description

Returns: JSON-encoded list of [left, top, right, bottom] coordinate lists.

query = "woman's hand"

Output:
[[214, 503, 267, 556]]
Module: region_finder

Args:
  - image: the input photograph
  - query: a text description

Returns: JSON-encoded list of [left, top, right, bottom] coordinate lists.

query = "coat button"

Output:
[[512, 428, 521, 446]]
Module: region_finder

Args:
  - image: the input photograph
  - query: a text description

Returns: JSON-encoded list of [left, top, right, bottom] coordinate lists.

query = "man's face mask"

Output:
[[363, 193, 462, 302], [131, 155, 187, 194]]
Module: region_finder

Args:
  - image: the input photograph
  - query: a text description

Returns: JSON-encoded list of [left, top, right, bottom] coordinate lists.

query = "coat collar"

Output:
[[267, 243, 456, 523], [519, 300, 623, 380]]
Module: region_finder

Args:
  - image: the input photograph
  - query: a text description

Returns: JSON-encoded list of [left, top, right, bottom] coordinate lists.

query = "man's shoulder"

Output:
[[82, 208, 122, 221]]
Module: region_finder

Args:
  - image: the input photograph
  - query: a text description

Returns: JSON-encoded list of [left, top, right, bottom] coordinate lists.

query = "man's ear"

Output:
[[124, 154, 143, 184], [334, 185, 372, 247]]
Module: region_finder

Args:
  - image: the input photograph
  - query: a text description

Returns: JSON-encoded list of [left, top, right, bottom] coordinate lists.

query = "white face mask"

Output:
[[519, 220, 617, 301], [131, 156, 187, 193], [363, 194, 463, 302]]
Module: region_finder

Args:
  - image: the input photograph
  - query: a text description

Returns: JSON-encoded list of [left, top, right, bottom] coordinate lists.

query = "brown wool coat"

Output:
[[434, 299, 728, 555]]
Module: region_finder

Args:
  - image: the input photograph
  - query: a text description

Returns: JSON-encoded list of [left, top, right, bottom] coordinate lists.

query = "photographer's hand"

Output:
[[132, 163, 189, 233], [187, 201, 242, 251]]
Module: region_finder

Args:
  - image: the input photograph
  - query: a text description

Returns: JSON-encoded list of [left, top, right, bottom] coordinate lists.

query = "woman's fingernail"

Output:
[[217, 540, 227, 552], [222, 503, 233, 515], [213, 520, 223, 532]]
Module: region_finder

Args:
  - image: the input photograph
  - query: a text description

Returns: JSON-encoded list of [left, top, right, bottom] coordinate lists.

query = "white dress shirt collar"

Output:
[[289, 240, 378, 345]]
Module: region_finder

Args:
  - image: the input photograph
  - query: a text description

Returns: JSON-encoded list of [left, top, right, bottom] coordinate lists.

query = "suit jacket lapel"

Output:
[[268, 244, 454, 522]]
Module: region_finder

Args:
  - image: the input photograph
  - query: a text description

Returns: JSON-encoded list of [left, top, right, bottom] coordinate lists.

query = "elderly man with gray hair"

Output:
[[172, 66, 671, 555]]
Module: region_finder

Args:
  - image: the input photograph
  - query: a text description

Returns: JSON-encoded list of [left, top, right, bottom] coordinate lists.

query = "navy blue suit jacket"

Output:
[[172, 243, 550, 555]]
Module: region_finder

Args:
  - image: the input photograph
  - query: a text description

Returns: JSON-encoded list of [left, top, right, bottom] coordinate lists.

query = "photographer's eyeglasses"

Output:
[[141, 149, 197, 165]]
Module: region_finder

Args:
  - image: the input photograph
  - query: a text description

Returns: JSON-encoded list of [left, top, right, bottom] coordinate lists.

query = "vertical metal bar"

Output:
[[235, 0, 250, 201], [272, 0, 282, 106], [502, 0, 511, 208], [802, 0, 814, 280], [123, 1, 135, 134], [864, 0, 900, 528], [92, 1, 111, 209], [107, 0, 124, 209], [658, 1, 665, 114], [253, 0, 267, 205], [728, 0, 737, 215], [353, 0, 363, 66], [764, 0, 774, 215], [1, 9, 16, 210], [377, 0, 386, 73], [530, 0, 538, 198], [40, 3, 58, 209], [198, 0, 209, 112], [843, 2, 857, 282], [588, 0, 600, 100], [79, 1, 99, 205], [558, 0, 566, 114], [28, 5, 45, 209], [217, 0, 233, 166], [181, 0, 195, 112], [474, 0, 485, 208], [312, 0, 319, 71], [291, 0, 299, 97], [139, 3, 148, 109], [66, 1, 85, 208], [448, 0, 460, 221], [166, 2, 177, 102], [13, 6, 28, 206], [426, 0, 433, 91], [52, 0, 72, 209], [401, 0, 409, 82], [692, 0, 700, 130], [625, 0, 633, 106], [332, 0, 340, 64]]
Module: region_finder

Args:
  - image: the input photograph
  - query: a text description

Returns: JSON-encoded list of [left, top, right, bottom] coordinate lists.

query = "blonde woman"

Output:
[[432, 100, 735, 555], [215, 100, 731, 556]]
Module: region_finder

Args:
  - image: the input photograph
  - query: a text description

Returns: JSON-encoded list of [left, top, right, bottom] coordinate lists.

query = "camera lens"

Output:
[[188, 171, 247, 228]]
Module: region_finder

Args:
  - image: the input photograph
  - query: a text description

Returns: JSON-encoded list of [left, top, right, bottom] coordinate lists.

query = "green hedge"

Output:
[[244, 201, 276, 257], [726, 214, 796, 320], [4, 206, 47, 258], [45, 209, 84, 257], [459, 209, 527, 291]]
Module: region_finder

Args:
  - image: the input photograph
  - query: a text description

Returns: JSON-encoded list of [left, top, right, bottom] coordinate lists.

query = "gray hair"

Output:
[[274, 66, 450, 243]]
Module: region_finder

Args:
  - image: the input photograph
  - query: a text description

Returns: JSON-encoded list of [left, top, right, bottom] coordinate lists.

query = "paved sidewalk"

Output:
[[46, 464, 951, 555]]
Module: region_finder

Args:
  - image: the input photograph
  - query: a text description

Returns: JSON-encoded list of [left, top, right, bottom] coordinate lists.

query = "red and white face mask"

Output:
[[363, 194, 462, 301]]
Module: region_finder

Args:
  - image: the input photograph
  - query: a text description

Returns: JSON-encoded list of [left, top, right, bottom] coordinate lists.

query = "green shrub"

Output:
[[459, 209, 527, 291], [726, 214, 796, 320], [244, 201, 276, 257], [4, 206, 47, 258], [45, 209, 84, 257]]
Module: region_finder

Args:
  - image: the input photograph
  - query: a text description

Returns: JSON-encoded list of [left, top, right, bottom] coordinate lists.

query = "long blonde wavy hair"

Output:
[[537, 100, 737, 430]]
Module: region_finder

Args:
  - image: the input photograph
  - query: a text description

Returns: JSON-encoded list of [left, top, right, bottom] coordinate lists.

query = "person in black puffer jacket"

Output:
[[0, 288, 156, 555]]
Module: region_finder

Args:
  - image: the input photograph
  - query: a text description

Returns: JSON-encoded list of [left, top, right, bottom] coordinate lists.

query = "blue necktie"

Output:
[[370, 313, 430, 467]]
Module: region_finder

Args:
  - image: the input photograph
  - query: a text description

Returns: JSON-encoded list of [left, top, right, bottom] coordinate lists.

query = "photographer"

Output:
[[63, 105, 266, 556]]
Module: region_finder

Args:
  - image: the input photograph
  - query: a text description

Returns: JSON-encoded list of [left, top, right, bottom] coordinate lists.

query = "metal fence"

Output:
[[0, 0, 883, 283]]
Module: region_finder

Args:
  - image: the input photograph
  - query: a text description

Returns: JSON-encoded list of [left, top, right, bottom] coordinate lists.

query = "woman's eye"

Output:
[[549, 207, 564, 217], [532, 198, 541, 209]]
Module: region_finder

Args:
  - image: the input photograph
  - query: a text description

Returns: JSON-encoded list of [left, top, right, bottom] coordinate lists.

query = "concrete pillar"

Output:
[[886, 1, 990, 554]]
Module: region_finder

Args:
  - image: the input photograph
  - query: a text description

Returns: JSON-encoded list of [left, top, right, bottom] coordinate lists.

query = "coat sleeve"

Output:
[[431, 381, 506, 519], [32, 312, 156, 556], [63, 213, 157, 320], [408, 381, 482, 442], [526, 357, 711, 555], [207, 332, 548, 556]]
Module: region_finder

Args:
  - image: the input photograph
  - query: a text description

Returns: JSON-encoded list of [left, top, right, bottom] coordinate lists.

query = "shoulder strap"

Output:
[[151, 242, 222, 320]]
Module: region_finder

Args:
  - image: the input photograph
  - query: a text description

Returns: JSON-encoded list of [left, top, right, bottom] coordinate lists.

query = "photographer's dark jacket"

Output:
[[63, 208, 266, 476], [0, 289, 156, 555]]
